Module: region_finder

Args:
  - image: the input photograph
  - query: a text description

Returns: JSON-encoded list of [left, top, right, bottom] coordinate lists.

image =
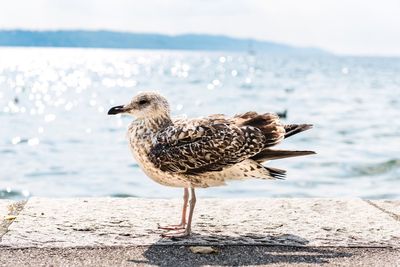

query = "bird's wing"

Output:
[[149, 121, 266, 174]]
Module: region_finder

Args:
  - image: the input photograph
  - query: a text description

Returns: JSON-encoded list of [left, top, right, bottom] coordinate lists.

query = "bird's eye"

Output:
[[138, 99, 149, 105]]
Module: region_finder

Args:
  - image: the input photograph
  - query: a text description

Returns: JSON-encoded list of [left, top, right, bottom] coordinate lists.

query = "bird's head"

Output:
[[108, 91, 170, 119]]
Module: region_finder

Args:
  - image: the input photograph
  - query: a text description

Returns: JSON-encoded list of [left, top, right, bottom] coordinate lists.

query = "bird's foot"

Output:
[[161, 228, 191, 238], [157, 223, 186, 230]]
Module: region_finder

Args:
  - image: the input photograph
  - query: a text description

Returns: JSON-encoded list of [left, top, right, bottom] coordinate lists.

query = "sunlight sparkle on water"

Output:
[[22, 190, 30, 197], [44, 114, 56, 122], [28, 138, 40, 146], [65, 102, 74, 111], [176, 104, 184, 111], [11, 136, 21, 145]]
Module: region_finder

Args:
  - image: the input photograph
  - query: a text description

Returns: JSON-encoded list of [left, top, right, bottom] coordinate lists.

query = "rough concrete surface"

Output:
[[1, 246, 399, 267], [370, 200, 400, 221], [0, 198, 399, 248], [0, 200, 11, 220], [0, 200, 12, 238], [0, 200, 26, 240]]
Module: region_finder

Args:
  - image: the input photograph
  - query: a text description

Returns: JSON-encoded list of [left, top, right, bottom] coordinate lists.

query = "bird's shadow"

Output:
[[128, 233, 352, 266]]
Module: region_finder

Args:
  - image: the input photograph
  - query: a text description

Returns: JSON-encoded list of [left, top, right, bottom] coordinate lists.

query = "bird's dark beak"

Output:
[[108, 105, 127, 115]]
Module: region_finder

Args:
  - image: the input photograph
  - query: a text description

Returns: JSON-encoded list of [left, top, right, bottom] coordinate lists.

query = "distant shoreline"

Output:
[[0, 30, 326, 55]]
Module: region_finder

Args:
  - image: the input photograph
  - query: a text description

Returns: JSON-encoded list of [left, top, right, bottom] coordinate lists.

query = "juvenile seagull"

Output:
[[108, 91, 315, 238]]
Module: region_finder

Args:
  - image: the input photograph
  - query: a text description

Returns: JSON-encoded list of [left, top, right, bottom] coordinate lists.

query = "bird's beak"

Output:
[[107, 105, 128, 115]]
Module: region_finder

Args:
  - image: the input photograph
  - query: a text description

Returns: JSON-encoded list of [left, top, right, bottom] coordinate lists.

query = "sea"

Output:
[[0, 47, 399, 199]]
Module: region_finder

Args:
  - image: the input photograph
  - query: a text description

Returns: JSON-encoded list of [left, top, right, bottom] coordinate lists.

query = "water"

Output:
[[0, 47, 399, 200]]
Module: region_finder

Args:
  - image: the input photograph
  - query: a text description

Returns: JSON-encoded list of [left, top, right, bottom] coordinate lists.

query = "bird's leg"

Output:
[[161, 188, 196, 238], [185, 188, 196, 235], [158, 188, 188, 230]]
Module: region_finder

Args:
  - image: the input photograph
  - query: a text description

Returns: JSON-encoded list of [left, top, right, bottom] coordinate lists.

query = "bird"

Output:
[[108, 91, 315, 238], [276, 109, 287, 119]]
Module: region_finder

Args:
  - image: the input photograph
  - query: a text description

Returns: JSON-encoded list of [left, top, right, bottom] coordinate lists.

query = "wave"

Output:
[[0, 189, 27, 199], [351, 159, 400, 176]]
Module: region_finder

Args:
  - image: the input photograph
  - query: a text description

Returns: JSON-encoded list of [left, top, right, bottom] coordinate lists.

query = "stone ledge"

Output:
[[0, 200, 13, 238], [0, 200, 25, 240], [370, 200, 400, 221], [0, 198, 399, 248], [0, 200, 12, 220]]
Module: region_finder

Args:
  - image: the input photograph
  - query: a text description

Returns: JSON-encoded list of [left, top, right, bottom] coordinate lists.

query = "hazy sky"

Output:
[[1, 0, 399, 56]]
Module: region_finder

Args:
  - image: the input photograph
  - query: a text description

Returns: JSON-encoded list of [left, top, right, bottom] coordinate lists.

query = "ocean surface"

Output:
[[0, 47, 399, 200]]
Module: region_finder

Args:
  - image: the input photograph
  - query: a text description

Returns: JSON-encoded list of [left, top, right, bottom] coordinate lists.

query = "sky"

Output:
[[0, 0, 399, 56]]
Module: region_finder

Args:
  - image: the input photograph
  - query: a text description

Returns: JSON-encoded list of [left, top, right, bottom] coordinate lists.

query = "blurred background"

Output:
[[0, 0, 399, 200]]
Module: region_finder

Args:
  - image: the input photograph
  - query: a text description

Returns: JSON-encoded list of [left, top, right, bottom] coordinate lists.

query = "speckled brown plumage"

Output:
[[149, 112, 286, 175]]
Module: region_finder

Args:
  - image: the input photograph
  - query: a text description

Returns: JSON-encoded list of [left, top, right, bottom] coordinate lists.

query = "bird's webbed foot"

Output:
[[161, 228, 191, 238], [157, 223, 186, 231]]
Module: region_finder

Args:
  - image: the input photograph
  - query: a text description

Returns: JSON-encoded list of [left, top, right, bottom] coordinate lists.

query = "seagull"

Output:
[[108, 91, 315, 238]]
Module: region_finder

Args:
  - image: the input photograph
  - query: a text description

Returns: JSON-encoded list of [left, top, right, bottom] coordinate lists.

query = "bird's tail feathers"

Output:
[[263, 166, 286, 179], [252, 149, 316, 163]]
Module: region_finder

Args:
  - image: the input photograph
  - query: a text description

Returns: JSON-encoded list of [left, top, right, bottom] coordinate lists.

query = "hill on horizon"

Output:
[[0, 30, 327, 55]]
